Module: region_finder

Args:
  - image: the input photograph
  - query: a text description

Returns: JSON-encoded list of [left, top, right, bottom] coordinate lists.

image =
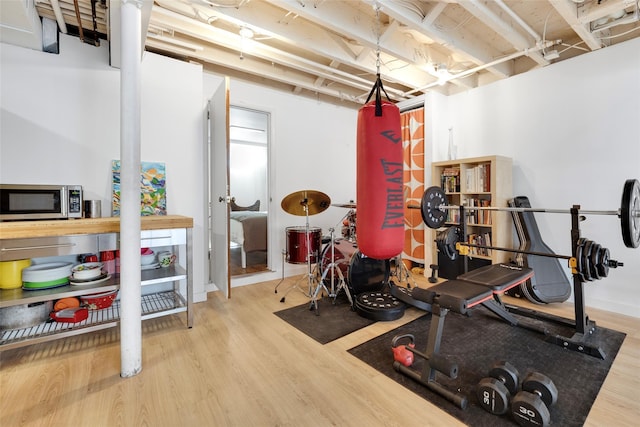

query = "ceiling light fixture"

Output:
[[239, 27, 254, 39]]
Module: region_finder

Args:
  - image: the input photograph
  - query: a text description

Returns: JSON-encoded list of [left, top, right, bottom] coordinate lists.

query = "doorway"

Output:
[[229, 106, 270, 276]]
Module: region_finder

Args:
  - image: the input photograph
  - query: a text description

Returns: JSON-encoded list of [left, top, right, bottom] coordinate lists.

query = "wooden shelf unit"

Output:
[[431, 156, 512, 277]]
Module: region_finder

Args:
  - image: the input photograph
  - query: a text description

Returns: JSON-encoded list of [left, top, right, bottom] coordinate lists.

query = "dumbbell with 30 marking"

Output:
[[476, 361, 520, 415], [511, 372, 558, 427]]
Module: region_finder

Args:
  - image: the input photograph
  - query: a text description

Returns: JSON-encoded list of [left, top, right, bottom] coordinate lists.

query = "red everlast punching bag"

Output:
[[356, 75, 404, 260]]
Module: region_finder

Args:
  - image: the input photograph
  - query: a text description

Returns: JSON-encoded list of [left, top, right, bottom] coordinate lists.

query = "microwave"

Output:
[[0, 184, 83, 221]]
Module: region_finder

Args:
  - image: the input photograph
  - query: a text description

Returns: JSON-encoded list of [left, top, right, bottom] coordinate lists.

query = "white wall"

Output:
[[429, 38, 640, 317], [0, 35, 207, 302]]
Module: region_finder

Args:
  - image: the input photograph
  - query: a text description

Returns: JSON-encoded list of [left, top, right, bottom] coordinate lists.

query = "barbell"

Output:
[[419, 178, 640, 249]]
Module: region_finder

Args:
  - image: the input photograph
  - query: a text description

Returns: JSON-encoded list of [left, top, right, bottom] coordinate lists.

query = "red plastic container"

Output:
[[80, 290, 118, 309]]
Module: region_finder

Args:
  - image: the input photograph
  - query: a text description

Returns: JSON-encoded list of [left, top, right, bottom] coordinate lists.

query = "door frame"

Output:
[[229, 104, 273, 276]]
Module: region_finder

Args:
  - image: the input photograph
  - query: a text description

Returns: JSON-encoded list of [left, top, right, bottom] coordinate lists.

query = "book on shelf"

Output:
[[465, 197, 492, 225], [440, 167, 461, 193], [463, 163, 491, 193]]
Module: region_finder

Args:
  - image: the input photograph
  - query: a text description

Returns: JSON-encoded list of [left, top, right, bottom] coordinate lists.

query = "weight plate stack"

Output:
[[354, 291, 406, 321]]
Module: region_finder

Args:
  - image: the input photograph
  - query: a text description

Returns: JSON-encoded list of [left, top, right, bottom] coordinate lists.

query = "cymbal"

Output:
[[332, 203, 357, 209], [281, 190, 331, 216]]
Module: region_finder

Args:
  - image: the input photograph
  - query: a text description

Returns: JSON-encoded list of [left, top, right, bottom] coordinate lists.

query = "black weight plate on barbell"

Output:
[[575, 238, 588, 282], [436, 226, 460, 261], [589, 242, 601, 280], [620, 178, 640, 248], [421, 186, 448, 229], [581, 239, 593, 282], [597, 246, 610, 278], [354, 291, 406, 321]]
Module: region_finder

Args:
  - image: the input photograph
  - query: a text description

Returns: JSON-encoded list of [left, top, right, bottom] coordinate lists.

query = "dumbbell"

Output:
[[511, 372, 558, 427], [428, 264, 438, 283], [476, 361, 520, 415]]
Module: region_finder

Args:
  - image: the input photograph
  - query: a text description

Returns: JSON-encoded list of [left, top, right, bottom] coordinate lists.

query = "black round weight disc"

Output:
[[621, 178, 640, 248], [354, 291, 406, 321], [421, 186, 447, 229]]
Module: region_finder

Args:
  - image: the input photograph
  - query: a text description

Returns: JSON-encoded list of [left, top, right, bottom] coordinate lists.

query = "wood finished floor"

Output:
[[1, 274, 639, 427]]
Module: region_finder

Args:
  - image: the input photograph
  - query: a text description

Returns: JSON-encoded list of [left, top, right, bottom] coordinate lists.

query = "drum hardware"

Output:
[[319, 239, 390, 299], [277, 190, 330, 303], [334, 207, 357, 242], [389, 256, 416, 288], [309, 227, 353, 315], [331, 202, 357, 209]]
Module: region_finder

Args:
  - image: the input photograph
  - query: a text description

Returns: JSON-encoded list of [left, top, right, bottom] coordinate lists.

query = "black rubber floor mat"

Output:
[[275, 295, 375, 344], [348, 307, 625, 426]]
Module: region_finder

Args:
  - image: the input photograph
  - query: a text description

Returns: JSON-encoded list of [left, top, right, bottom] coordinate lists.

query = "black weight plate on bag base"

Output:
[[354, 291, 406, 321], [620, 178, 640, 248], [421, 186, 447, 229]]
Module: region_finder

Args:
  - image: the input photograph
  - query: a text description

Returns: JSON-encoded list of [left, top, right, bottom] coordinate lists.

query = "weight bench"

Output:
[[392, 264, 534, 409]]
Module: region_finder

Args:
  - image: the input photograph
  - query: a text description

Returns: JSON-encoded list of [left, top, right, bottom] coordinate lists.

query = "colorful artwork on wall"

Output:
[[112, 160, 167, 216], [402, 108, 426, 264]]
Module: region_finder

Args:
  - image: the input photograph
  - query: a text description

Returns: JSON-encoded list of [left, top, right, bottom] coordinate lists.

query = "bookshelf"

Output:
[[431, 155, 513, 279]]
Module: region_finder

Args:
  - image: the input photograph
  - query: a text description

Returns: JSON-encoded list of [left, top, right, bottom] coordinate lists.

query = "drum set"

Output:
[[275, 189, 410, 314]]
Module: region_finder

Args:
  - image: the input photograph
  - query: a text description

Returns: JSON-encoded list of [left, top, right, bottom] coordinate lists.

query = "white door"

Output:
[[209, 77, 231, 298]]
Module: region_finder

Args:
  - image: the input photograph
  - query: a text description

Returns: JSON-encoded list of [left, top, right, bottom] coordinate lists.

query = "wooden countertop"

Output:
[[0, 215, 193, 239]]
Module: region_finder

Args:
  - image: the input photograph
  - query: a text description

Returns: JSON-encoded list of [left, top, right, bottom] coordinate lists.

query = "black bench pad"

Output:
[[413, 281, 493, 315], [457, 263, 533, 292]]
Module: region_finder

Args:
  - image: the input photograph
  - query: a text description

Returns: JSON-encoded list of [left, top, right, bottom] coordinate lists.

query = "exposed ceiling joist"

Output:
[[2, 0, 639, 107]]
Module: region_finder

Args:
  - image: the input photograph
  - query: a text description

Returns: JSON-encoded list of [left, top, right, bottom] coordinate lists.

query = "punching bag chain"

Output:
[[375, 3, 381, 76], [366, 2, 390, 116]]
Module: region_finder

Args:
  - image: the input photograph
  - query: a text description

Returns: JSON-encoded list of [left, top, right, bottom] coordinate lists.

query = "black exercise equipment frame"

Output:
[[454, 204, 606, 359]]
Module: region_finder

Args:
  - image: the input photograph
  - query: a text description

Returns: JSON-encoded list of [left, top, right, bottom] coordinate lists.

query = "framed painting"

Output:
[[112, 160, 167, 216]]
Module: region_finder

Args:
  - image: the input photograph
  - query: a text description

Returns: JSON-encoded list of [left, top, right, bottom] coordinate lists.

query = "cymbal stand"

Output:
[[274, 249, 287, 295], [391, 255, 417, 288], [310, 227, 352, 315], [277, 199, 318, 303]]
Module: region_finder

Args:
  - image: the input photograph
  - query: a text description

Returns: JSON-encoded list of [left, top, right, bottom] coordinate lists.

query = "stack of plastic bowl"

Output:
[[71, 262, 104, 281], [21, 262, 73, 290]]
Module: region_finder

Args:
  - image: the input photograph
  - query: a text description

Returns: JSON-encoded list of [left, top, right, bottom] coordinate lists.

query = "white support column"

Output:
[[119, 0, 143, 378]]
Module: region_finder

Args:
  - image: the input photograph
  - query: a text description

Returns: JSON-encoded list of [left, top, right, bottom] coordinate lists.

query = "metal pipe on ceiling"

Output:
[[494, 0, 541, 42], [403, 39, 559, 96], [49, 0, 68, 33]]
